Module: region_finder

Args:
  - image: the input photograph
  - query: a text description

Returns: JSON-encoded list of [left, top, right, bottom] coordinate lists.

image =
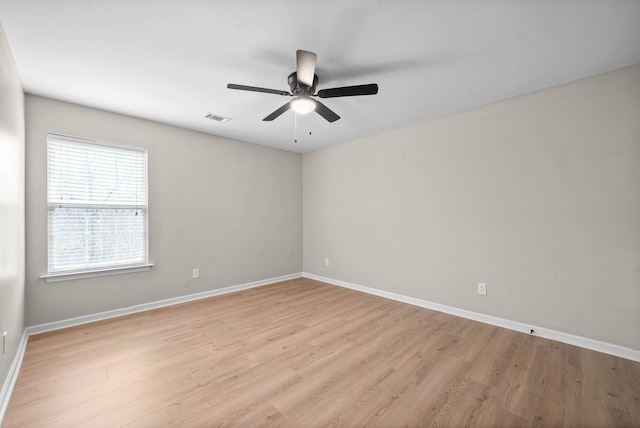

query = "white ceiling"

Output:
[[1, 1, 639, 153]]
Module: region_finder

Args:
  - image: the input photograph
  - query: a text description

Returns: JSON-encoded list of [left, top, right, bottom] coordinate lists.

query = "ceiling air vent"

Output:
[[204, 113, 231, 123]]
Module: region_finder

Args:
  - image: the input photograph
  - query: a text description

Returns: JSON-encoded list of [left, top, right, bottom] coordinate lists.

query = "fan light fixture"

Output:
[[291, 96, 316, 115], [227, 50, 378, 123]]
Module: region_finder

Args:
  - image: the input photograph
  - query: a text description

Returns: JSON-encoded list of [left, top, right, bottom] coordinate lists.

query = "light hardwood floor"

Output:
[[3, 278, 639, 427]]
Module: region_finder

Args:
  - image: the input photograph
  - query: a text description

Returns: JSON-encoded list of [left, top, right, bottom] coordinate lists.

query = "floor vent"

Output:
[[204, 113, 231, 123]]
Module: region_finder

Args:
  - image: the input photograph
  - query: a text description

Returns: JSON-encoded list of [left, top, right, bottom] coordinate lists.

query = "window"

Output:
[[44, 134, 151, 282]]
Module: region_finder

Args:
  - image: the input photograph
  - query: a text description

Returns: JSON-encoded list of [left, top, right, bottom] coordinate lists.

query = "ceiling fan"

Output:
[[227, 50, 378, 123]]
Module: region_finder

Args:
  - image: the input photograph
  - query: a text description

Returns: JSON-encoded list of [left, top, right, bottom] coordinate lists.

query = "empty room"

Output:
[[1, 1, 639, 426]]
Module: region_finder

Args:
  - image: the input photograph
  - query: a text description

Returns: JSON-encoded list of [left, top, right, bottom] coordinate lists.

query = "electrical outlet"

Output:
[[477, 282, 487, 296], [324, 258, 330, 266], [192, 268, 200, 279]]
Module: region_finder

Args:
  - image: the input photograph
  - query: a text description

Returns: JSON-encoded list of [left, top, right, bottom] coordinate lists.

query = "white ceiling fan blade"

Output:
[[296, 50, 317, 87]]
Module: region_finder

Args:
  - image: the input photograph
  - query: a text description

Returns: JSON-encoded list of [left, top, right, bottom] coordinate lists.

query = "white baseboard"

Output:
[[303, 272, 640, 363], [0, 329, 29, 424], [27, 273, 302, 336], [0, 272, 302, 425]]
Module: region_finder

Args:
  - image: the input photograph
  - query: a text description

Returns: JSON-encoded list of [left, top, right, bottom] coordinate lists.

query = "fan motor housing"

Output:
[[288, 72, 318, 96]]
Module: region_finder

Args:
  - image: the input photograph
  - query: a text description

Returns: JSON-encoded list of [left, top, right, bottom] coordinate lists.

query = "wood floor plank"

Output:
[[3, 278, 640, 427]]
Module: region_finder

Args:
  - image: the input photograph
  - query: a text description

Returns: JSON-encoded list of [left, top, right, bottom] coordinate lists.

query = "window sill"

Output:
[[41, 263, 154, 283]]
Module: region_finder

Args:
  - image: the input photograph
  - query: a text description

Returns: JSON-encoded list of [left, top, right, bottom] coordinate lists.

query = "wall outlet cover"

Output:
[[478, 283, 487, 295]]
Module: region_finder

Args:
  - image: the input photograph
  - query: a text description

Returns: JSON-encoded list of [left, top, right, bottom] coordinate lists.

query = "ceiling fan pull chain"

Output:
[[294, 111, 298, 143]]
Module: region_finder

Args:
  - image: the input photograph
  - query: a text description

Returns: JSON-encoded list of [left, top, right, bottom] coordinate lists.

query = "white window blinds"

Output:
[[47, 134, 148, 274]]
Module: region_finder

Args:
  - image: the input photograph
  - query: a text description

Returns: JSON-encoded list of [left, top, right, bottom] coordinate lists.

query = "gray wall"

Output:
[[25, 96, 302, 326], [303, 65, 640, 350], [10, 54, 640, 356], [0, 23, 25, 393]]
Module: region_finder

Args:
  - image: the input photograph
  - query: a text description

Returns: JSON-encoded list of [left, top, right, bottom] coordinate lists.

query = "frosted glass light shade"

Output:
[[291, 97, 316, 114]]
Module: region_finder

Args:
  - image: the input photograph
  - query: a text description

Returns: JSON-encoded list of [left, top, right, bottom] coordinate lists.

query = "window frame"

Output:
[[42, 133, 152, 283]]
